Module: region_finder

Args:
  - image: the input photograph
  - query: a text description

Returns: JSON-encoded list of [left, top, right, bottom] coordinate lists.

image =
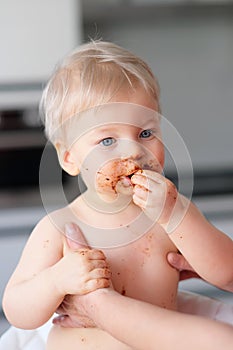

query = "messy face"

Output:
[[66, 103, 164, 202], [40, 101, 194, 248]]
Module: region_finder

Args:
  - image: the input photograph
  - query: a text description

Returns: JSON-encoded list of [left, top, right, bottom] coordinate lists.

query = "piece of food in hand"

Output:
[[96, 159, 142, 195]]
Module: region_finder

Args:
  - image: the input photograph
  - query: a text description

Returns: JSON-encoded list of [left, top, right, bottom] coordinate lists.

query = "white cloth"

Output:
[[0, 319, 52, 350], [0, 292, 232, 350], [178, 291, 233, 325]]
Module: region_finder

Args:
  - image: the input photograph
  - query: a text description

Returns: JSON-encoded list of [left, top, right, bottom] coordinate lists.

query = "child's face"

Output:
[[64, 88, 164, 201]]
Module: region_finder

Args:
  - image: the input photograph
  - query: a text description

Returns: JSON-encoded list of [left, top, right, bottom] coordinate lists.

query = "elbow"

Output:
[[2, 292, 13, 324], [203, 265, 233, 293], [212, 273, 233, 293], [2, 294, 23, 329], [2, 293, 20, 329], [2, 291, 45, 330], [221, 280, 233, 293]]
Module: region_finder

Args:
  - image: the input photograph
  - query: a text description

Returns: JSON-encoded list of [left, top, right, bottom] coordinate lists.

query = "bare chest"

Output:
[[103, 230, 179, 309]]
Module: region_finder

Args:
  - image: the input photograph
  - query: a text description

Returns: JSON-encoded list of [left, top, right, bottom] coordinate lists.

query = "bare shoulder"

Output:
[[30, 202, 83, 240], [25, 205, 74, 254], [4, 206, 75, 286]]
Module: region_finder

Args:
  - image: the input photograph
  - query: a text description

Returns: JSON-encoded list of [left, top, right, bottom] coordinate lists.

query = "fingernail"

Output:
[[65, 223, 78, 240], [65, 223, 88, 249], [53, 315, 65, 324], [168, 252, 178, 263]]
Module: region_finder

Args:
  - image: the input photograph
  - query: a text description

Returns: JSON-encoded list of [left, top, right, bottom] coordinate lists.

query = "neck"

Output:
[[82, 188, 134, 215]]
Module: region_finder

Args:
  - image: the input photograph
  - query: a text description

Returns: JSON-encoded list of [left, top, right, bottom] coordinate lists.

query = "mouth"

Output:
[[125, 168, 142, 180], [95, 160, 143, 194]]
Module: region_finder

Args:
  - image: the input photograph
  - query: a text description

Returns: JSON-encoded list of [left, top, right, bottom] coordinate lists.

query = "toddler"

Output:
[[3, 40, 233, 350]]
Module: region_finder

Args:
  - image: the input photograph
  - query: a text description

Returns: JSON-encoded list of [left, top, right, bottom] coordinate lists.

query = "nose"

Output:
[[120, 139, 145, 161]]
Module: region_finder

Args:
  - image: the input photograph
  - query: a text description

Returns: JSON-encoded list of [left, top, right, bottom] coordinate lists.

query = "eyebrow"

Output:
[[88, 118, 159, 136], [141, 117, 160, 128], [88, 124, 119, 137]]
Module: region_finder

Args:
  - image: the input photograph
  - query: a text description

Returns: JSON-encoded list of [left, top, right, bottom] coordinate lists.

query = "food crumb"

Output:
[[142, 247, 150, 257], [121, 287, 126, 295]]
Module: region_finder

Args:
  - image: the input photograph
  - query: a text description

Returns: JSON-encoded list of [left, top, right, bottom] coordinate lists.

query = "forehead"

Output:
[[65, 102, 160, 146]]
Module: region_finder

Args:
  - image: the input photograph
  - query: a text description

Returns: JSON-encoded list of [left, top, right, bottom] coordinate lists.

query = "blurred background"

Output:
[[0, 0, 233, 335]]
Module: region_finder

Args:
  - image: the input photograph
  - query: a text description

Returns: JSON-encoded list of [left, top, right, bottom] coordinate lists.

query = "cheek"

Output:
[[96, 164, 117, 193], [157, 145, 165, 168], [70, 143, 86, 168], [147, 142, 165, 170]]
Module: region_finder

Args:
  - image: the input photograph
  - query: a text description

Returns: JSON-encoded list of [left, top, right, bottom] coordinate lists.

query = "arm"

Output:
[[87, 289, 233, 350], [2, 217, 109, 329], [52, 224, 233, 350], [131, 170, 233, 292], [168, 198, 233, 291], [55, 288, 233, 350], [2, 216, 63, 328]]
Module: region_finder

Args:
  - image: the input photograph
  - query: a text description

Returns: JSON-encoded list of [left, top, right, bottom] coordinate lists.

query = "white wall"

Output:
[[0, 0, 82, 82], [0, 0, 82, 108]]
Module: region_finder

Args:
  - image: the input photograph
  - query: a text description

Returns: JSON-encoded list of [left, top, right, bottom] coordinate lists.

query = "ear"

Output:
[[55, 142, 80, 176]]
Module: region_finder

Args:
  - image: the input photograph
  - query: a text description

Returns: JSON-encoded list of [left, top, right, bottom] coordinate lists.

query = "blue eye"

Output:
[[100, 137, 116, 147], [140, 129, 153, 139]]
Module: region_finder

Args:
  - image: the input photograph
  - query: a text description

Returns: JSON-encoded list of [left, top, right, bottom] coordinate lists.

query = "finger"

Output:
[[87, 249, 107, 261], [132, 175, 161, 193], [132, 170, 164, 185], [85, 278, 110, 292], [89, 267, 112, 279], [53, 314, 96, 328], [140, 170, 165, 183], [89, 259, 108, 270], [52, 315, 83, 328], [131, 174, 150, 189], [132, 193, 146, 209], [115, 177, 133, 195], [133, 185, 149, 200], [56, 296, 74, 315], [167, 252, 194, 272], [65, 223, 90, 250], [56, 305, 65, 315]]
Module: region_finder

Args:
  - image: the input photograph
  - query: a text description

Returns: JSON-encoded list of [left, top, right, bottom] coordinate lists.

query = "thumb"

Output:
[[52, 314, 82, 328], [65, 223, 90, 251], [167, 252, 194, 272]]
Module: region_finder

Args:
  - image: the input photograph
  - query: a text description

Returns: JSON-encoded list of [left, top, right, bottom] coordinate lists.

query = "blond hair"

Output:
[[40, 40, 160, 143]]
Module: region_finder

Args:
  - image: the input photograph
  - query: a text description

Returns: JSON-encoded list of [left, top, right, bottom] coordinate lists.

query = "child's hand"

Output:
[[131, 170, 179, 226], [52, 224, 111, 297]]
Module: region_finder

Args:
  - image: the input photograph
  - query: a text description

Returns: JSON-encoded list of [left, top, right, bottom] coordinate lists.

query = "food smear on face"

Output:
[[96, 159, 142, 195]]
